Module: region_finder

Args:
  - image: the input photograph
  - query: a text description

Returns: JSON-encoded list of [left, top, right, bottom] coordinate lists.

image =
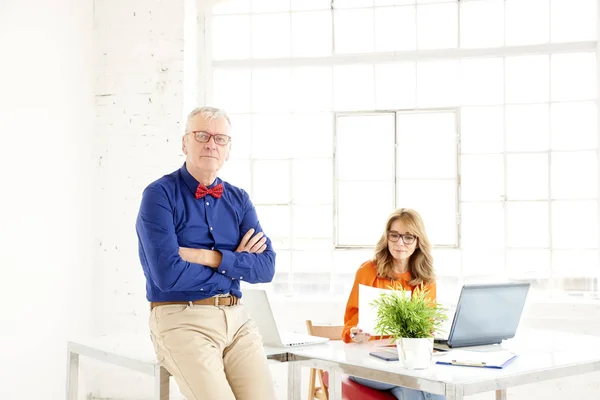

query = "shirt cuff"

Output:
[[217, 250, 237, 280]]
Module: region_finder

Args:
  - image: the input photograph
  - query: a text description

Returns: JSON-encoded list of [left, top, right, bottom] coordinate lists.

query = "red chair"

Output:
[[306, 321, 397, 400]]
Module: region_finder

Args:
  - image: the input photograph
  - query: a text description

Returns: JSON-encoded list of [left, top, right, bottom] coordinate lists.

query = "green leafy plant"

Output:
[[372, 289, 448, 341]]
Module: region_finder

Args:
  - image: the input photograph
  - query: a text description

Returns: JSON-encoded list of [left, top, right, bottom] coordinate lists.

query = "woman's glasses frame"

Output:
[[387, 232, 417, 245]]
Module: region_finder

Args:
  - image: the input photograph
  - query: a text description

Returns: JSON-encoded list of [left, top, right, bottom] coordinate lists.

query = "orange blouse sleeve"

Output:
[[342, 261, 376, 343], [342, 274, 360, 343]]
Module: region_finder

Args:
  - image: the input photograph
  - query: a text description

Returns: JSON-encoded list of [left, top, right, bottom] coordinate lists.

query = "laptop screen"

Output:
[[448, 283, 530, 347]]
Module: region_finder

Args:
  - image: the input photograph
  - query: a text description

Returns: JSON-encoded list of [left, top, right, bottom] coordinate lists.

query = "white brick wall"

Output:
[[93, 0, 185, 337], [88, 1, 186, 397]]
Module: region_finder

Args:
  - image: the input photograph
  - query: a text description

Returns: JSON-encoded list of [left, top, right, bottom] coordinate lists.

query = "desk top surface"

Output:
[[69, 329, 600, 391], [286, 329, 600, 387]]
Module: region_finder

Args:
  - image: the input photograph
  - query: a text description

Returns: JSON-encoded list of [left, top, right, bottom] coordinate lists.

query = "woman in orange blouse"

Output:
[[343, 208, 444, 400]]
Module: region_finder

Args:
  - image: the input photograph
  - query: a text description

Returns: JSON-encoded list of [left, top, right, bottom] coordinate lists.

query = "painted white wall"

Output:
[[0, 0, 94, 399]]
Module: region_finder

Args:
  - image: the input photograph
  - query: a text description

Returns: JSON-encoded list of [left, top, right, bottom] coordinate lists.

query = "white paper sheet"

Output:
[[357, 284, 411, 335]]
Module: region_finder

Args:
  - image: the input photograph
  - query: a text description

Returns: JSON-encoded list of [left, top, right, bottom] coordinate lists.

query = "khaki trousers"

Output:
[[149, 303, 276, 400]]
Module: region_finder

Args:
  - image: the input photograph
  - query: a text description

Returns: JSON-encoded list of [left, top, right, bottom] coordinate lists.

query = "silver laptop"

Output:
[[435, 282, 530, 348], [242, 289, 330, 347]]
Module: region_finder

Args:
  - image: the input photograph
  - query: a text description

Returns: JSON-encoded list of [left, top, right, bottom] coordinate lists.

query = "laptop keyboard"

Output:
[[281, 332, 323, 347]]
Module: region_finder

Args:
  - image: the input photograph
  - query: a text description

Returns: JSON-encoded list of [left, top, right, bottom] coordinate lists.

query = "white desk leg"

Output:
[[496, 389, 507, 400], [66, 351, 78, 400], [327, 371, 342, 400], [153, 366, 170, 400], [287, 363, 301, 400], [445, 384, 464, 400]]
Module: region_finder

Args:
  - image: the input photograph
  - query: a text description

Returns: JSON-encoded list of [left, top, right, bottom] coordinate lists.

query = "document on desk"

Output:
[[358, 284, 410, 335], [435, 350, 517, 369]]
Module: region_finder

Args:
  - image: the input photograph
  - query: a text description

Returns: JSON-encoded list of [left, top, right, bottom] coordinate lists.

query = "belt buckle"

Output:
[[216, 293, 234, 306]]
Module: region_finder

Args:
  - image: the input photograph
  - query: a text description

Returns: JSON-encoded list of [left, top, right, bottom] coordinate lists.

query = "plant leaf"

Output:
[[372, 288, 448, 340]]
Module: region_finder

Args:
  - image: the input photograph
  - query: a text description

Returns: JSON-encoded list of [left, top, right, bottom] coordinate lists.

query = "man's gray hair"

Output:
[[185, 106, 231, 132]]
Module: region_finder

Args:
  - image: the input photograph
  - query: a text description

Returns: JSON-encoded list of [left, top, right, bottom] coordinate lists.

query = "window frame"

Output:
[[333, 108, 461, 249]]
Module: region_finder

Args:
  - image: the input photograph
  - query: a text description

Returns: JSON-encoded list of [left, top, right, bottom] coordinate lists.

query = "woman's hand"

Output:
[[349, 327, 371, 344]]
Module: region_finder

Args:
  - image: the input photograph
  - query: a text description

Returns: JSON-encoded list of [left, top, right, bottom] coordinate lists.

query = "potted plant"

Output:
[[372, 289, 447, 369]]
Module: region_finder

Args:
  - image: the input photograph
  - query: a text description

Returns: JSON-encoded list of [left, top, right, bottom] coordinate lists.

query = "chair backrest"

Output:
[[306, 321, 344, 341], [306, 321, 344, 400]]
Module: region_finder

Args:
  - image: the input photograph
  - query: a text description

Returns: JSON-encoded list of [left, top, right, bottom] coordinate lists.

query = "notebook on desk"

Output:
[[434, 282, 530, 348], [242, 289, 330, 348], [436, 349, 518, 369]]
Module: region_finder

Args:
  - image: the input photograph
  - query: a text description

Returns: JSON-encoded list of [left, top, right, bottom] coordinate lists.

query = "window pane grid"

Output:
[[212, 2, 596, 62], [210, 1, 600, 298], [460, 48, 598, 297]]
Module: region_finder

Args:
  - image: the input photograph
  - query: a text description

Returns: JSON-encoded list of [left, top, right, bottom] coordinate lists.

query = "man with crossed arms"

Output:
[[136, 106, 276, 399]]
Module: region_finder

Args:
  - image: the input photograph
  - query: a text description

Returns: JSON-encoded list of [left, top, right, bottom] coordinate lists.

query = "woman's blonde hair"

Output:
[[373, 208, 435, 286]]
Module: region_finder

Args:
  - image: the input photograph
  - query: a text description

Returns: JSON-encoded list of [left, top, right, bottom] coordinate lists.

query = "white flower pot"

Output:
[[396, 337, 433, 369]]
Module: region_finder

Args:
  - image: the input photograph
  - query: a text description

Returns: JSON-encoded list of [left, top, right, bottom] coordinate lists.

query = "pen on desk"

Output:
[[451, 360, 487, 367]]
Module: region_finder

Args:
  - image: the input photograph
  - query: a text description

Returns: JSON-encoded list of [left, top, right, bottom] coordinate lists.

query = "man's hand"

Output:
[[236, 228, 267, 253], [179, 247, 201, 264], [178, 247, 221, 268]]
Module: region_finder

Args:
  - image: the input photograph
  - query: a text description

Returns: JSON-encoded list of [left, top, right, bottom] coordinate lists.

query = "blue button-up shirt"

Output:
[[136, 163, 276, 302]]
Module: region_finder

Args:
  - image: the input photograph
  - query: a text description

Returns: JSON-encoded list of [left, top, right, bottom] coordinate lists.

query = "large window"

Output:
[[207, 0, 599, 300], [335, 110, 459, 248]]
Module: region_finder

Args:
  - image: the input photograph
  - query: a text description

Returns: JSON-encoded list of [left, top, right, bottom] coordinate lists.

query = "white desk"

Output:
[[67, 330, 600, 400], [66, 335, 290, 400], [286, 330, 600, 400]]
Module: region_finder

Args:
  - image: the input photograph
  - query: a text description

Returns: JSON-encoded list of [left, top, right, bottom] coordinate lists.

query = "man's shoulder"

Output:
[[143, 170, 180, 195], [221, 179, 250, 201]]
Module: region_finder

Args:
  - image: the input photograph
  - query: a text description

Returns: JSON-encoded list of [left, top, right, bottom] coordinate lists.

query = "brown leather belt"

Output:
[[150, 295, 240, 310]]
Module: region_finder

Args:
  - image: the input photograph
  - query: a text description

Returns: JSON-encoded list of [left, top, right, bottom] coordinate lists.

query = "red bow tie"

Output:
[[195, 183, 224, 199]]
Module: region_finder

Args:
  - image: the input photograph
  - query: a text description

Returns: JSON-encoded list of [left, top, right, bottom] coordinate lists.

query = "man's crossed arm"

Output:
[[178, 228, 267, 268]]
